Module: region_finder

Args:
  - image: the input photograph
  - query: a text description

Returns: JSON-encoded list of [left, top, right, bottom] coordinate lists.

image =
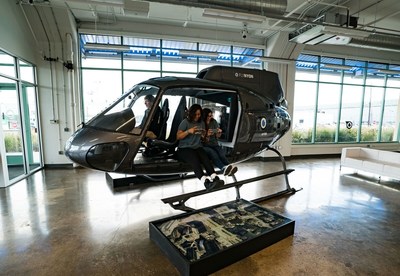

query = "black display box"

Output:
[[149, 199, 295, 275]]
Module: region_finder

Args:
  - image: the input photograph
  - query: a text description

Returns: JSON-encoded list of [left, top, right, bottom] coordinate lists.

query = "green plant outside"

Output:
[[292, 126, 395, 143], [4, 131, 39, 152], [292, 128, 312, 143], [4, 133, 22, 152]]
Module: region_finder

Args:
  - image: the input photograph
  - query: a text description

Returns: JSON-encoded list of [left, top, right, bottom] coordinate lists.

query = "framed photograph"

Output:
[[150, 199, 294, 275]]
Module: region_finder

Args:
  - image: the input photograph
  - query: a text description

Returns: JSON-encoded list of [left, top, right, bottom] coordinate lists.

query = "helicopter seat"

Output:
[[157, 99, 170, 140], [142, 96, 186, 158], [142, 139, 177, 158]]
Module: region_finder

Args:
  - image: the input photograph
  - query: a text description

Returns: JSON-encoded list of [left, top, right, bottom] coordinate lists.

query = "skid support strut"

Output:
[[162, 147, 301, 212]]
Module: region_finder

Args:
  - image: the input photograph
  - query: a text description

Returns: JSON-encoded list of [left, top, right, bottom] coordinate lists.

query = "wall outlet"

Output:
[[64, 127, 70, 132]]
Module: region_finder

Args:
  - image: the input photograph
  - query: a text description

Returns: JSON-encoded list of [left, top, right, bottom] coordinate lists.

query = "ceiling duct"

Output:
[[146, 0, 287, 16], [349, 34, 400, 53]]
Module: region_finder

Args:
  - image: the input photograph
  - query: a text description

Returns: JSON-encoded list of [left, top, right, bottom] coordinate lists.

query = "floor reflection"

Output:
[[0, 158, 399, 275]]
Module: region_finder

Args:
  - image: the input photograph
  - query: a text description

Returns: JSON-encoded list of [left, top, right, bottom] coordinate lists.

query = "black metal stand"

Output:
[[106, 172, 189, 189], [162, 147, 302, 212]]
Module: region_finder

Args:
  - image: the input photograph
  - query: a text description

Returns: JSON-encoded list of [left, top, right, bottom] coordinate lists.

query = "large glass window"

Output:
[[294, 53, 400, 144], [381, 88, 400, 142], [292, 81, 317, 143], [79, 33, 265, 123], [19, 60, 35, 83], [82, 56, 122, 69], [0, 50, 15, 78], [295, 55, 318, 81], [338, 85, 363, 143], [82, 70, 123, 121], [315, 83, 341, 143], [361, 87, 384, 142], [123, 71, 160, 93]]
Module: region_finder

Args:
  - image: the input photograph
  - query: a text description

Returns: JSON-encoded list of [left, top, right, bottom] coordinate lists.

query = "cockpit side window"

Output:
[[130, 92, 163, 138]]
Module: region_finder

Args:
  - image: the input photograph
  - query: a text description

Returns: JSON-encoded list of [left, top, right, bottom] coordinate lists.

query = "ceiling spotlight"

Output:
[[242, 24, 249, 39], [202, 8, 265, 24]]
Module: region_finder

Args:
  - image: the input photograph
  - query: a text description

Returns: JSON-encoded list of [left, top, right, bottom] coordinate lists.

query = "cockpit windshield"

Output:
[[85, 84, 160, 134]]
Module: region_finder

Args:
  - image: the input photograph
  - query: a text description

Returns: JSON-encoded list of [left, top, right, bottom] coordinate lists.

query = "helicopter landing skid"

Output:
[[162, 169, 297, 212], [162, 147, 302, 212]]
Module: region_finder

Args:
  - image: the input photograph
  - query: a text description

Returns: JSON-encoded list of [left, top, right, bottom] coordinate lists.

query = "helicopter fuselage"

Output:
[[65, 66, 291, 175]]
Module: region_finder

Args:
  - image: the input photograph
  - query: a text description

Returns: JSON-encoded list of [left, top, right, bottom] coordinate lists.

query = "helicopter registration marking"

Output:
[[235, 72, 254, 79]]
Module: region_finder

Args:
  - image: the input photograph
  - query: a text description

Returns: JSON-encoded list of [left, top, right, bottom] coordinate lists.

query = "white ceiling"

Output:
[[18, 0, 400, 52]]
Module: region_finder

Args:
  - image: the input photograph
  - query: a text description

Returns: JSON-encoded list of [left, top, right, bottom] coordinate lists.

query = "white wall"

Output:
[[0, 1, 37, 63], [33, 9, 81, 165], [0, 2, 81, 166]]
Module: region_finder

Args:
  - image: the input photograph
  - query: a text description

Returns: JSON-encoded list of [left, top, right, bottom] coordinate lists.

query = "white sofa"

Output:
[[340, 147, 400, 181]]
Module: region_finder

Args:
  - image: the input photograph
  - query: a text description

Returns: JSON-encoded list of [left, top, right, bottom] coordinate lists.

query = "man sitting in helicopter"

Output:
[[138, 94, 163, 139]]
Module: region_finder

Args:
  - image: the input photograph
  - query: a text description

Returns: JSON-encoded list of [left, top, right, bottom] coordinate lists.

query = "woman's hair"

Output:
[[202, 108, 212, 123], [187, 104, 202, 122]]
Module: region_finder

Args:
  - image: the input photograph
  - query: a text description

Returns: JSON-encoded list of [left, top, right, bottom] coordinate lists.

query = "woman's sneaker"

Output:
[[228, 166, 238, 176], [223, 165, 233, 176]]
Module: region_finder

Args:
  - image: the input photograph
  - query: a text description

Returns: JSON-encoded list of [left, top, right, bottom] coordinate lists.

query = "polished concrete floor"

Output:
[[1, 157, 399, 275]]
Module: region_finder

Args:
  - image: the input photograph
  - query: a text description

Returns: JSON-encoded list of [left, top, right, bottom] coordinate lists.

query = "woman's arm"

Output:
[[216, 128, 223, 138], [177, 126, 196, 140]]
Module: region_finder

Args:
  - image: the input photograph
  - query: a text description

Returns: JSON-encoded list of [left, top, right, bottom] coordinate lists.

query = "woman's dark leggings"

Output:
[[177, 147, 215, 179]]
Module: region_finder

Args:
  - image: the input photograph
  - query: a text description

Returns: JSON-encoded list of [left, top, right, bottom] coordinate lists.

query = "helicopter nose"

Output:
[[85, 142, 129, 171], [65, 128, 130, 171], [64, 129, 87, 166]]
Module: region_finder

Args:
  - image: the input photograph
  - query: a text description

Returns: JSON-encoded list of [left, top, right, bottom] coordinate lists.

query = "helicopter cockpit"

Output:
[[76, 78, 240, 173]]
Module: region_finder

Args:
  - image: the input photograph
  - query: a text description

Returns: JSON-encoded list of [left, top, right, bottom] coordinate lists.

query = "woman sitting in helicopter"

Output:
[[201, 108, 238, 176], [176, 104, 224, 190]]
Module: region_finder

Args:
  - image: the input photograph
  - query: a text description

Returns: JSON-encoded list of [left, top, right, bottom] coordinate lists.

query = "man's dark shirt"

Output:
[[141, 106, 162, 137]]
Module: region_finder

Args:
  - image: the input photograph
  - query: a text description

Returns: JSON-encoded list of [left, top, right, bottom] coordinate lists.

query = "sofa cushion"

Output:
[[362, 160, 384, 172], [360, 148, 380, 160], [343, 157, 363, 168], [378, 150, 400, 163], [344, 148, 361, 158], [383, 164, 400, 178]]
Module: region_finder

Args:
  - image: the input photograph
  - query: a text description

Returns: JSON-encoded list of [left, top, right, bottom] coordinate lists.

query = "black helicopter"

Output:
[[65, 66, 291, 177]]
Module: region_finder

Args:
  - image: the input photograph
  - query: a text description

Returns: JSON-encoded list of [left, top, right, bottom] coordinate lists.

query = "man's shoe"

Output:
[[212, 176, 224, 188], [228, 166, 238, 176], [204, 179, 217, 190], [223, 165, 233, 176]]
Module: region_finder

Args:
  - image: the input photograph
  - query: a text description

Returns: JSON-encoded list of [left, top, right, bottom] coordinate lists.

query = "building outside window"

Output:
[[79, 34, 263, 122], [293, 54, 400, 144], [79, 36, 400, 145]]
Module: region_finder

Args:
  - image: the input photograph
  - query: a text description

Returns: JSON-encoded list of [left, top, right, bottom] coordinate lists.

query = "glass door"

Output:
[[0, 51, 42, 187], [21, 84, 41, 172], [0, 76, 25, 181]]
